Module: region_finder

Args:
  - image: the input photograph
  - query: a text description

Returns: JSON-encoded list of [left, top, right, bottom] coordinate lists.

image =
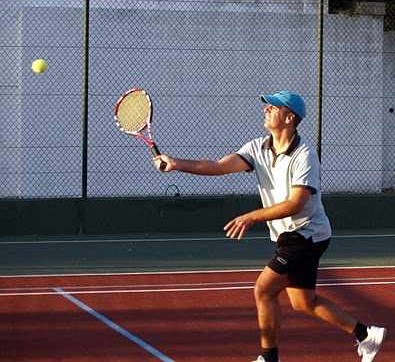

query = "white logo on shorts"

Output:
[[276, 256, 288, 265]]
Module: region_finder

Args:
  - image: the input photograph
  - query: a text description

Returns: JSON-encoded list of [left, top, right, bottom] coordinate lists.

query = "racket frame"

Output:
[[114, 88, 164, 166]]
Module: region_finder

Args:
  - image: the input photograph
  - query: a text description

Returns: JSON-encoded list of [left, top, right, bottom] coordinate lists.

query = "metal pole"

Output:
[[316, 0, 324, 161], [82, 0, 90, 199], [79, 0, 90, 234]]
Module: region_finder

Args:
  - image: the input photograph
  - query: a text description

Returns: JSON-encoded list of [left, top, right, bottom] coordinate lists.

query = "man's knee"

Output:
[[289, 294, 317, 314], [254, 268, 288, 301], [254, 282, 274, 301]]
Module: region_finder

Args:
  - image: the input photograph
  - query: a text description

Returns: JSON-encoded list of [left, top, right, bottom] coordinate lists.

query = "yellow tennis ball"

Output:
[[31, 58, 48, 74]]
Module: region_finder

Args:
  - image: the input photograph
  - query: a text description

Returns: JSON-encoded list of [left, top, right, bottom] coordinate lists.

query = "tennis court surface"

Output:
[[0, 232, 394, 361]]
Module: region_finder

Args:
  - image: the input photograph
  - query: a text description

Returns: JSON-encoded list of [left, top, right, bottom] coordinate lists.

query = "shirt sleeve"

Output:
[[236, 141, 255, 171], [291, 149, 320, 194]]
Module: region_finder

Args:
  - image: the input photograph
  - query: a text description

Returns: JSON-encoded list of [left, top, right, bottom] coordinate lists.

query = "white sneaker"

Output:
[[251, 356, 280, 362], [251, 356, 266, 362], [357, 325, 387, 362]]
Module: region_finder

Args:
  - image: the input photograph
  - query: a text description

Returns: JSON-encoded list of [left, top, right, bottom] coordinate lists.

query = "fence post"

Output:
[[79, 0, 90, 234], [316, 0, 324, 162], [82, 0, 90, 199]]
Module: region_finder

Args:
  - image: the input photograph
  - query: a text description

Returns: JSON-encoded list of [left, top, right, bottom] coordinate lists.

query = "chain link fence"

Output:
[[0, 0, 394, 198]]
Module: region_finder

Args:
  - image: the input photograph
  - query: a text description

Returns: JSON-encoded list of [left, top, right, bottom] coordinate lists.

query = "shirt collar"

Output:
[[262, 132, 301, 156]]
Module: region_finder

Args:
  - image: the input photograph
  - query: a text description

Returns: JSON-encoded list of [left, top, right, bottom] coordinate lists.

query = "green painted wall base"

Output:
[[0, 194, 394, 237]]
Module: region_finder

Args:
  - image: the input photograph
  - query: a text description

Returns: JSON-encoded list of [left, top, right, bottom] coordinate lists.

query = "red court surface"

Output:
[[0, 267, 394, 361]]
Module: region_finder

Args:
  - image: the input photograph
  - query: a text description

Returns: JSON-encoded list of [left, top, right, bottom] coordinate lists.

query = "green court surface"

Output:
[[0, 231, 395, 275]]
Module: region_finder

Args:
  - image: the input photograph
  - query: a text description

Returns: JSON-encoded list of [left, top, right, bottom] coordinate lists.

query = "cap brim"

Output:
[[260, 94, 286, 108]]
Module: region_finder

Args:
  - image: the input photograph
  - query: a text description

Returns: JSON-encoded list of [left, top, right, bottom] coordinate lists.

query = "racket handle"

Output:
[[151, 144, 167, 171], [150, 144, 161, 156]]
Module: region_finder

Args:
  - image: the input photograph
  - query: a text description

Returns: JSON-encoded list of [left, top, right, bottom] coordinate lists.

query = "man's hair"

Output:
[[286, 110, 302, 128], [294, 113, 302, 127]]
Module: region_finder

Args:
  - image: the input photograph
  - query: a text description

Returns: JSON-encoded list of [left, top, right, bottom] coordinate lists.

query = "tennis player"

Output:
[[153, 90, 387, 362]]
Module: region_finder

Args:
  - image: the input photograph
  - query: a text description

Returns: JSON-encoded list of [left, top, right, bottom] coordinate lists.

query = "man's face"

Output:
[[263, 104, 289, 131]]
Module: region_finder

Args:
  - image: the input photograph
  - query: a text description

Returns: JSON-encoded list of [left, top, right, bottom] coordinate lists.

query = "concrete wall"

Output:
[[322, 13, 385, 192], [0, 0, 393, 198], [0, 2, 84, 197], [383, 30, 395, 191]]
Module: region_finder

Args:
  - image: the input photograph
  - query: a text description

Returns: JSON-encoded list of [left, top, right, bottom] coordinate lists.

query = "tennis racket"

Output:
[[114, 88, 166, 170]]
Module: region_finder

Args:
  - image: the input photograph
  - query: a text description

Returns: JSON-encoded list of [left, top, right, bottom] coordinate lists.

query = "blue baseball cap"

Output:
[[261, 90, 306, 119]]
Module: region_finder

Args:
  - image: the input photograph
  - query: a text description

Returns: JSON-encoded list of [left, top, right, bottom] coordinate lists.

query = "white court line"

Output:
[[2, 279, 395, 297], [3, 276, 395, 293], [53, 288, 174, 362], [1, 233, 394, 245], [1, 265, 395, 278], [0, 281, 254, 292]]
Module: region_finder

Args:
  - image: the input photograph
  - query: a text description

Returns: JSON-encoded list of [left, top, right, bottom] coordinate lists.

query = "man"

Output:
[[153, 90, 387, 362]]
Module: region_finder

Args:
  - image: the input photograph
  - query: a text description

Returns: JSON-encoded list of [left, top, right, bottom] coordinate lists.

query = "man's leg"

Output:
[[286, 288, 387, 362], [253, 266, 289, 360], [286, 287, 357, 333]]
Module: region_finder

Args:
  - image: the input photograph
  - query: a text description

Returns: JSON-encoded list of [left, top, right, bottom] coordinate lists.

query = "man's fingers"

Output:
[[223, 220, 234, 231], [153, 155, 170, 172], [224, 219, 246, 240], [237, 225, 246, 240]]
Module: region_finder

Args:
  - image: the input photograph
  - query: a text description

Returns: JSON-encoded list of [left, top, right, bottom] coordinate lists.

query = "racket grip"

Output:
[[151, 144, 167, 171], [150, 144, 161, 156]]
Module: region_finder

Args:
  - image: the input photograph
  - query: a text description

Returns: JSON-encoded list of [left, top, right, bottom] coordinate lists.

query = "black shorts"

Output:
[[268, 231, 330, 289]]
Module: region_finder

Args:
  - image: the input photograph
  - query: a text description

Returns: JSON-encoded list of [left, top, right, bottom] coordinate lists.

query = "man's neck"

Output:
[[270, 129, 296, 154]]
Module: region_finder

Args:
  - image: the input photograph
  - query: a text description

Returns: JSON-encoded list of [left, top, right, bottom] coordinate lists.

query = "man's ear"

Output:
[[285, 112, 295, 125]]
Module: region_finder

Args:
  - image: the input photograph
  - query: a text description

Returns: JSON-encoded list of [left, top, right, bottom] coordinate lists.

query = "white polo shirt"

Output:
[[236, 133, 332, 243]]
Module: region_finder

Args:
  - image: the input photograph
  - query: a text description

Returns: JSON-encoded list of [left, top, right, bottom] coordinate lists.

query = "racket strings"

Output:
[[116, 91, 151, 133]]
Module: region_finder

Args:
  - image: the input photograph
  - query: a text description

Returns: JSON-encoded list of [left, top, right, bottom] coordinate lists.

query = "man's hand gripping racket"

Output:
[[114, 88, 166, 171]]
